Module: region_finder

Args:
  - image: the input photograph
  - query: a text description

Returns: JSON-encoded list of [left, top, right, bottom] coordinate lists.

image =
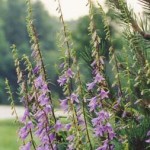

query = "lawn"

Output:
[[0, 120, 21, 150], [0, 117, 68, 150]]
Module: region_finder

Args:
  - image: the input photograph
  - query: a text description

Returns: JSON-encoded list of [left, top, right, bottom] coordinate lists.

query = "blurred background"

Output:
[[0, 0, 142, 149], [0, 0, 141, 105]]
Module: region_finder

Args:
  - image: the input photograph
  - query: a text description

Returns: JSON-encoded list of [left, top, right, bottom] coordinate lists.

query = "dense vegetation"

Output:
[[3, 0, 150, 150], [0, 0, 60, 104], [0, 0, 123, 105]]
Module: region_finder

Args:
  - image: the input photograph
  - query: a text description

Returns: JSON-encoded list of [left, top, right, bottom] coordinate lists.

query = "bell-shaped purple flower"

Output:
[[99, 89, 109, 99], [97, 110, 109, 122], [86, 82, 95, 91], [94, 125, 104, 137], [21, 108, 29, 123], [55, 120, 63, 132], [70, 93, 79, 103], [34, 75, 44, 88], [92, 117, 100, 127], [20, 142, 31, 150], [94, 73, 104, 83], [19, 121, 33, 140], [19, 126, 29, 140], [60, 98, 68, 111], [65, 123, 71, 130], [57, 75, 67, 86], [33, 65, 40, 74], [65, 68, 74, 78], [88, 96, 98, 112]]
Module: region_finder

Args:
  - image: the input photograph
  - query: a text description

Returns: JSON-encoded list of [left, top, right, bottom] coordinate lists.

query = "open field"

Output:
[[0, 119, 21, 150], [0, 106, 67, 150]]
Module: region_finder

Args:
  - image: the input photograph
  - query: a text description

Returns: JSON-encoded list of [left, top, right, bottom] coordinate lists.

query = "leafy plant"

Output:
[[5, 0, 150, 149]]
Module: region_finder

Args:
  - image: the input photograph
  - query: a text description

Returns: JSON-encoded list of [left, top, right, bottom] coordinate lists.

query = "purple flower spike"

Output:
[[65, 68, 74, 78], [70, 93, 79, 103], [57, 75, 67, 86], [99, 89, 109, 99], [86, 82, 95, 91], [94, 73, 105, 83]]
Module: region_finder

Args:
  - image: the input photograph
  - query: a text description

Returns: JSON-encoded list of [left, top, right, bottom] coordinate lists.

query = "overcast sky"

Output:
[[40, 0, 142, 21]]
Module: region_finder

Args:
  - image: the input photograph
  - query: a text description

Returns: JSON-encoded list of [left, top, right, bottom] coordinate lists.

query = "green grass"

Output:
[[0, 118, 68, 150], [0, 119, 21, 150]]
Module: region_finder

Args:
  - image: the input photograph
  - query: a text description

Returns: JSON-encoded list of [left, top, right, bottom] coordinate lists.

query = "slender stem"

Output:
[[31, 24, 57, 123], [57, 0, 71, 66], [75, 65, 93, 149], [56, 0, 83, 148], [27, 0, 57, 123], [24, 79, 36, 150], [32, 82, 55, 150]]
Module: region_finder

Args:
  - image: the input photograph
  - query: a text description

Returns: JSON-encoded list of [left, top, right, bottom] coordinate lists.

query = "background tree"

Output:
[[0, 0, 61, 104]]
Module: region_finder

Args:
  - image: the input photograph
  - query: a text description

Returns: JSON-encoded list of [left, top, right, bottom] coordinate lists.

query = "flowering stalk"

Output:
[[10, 2, 59, 149], [97, 2, 123, 99], [87, 1, 115, 149], [22, 54, 57, 149], [74, 63, 93, 149], [5, 78, 19, 122], [26, 0, 56, 123], [55, 0, 85, 149], [19, 79, 36, 150], [11, 45, 36, 150]]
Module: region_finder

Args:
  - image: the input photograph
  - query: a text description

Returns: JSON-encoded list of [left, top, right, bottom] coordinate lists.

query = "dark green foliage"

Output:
[[0, 0, 61, 104], [32, 1, 60, 51], [3, 0, 28, 49], [126, 118, 150, 150]]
